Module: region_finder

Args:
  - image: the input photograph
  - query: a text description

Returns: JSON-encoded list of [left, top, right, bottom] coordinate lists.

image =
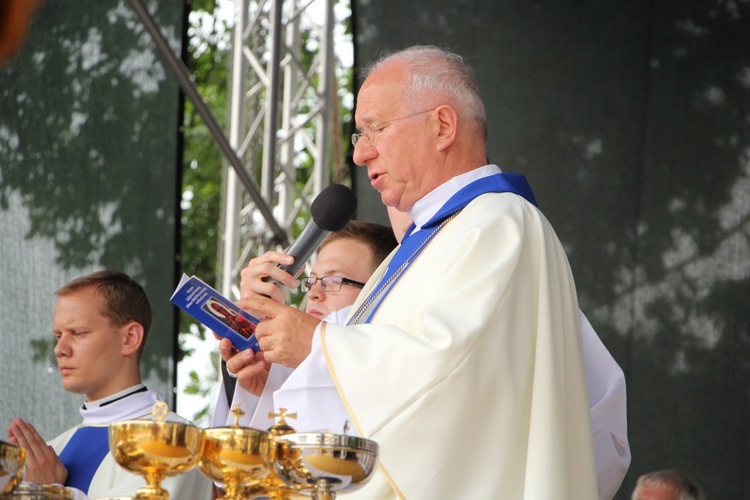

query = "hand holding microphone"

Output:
[[241, 184, 358, 299]]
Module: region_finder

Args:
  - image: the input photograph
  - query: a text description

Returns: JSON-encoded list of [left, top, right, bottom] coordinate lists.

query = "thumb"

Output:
[[218, 338, 236, 361]]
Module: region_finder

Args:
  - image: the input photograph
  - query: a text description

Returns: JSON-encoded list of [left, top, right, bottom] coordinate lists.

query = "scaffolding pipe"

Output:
[[127, 0, 288, 246]]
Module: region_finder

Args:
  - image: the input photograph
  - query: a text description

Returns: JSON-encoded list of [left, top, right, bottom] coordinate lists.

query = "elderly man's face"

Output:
[[352, 62, 440, 212]]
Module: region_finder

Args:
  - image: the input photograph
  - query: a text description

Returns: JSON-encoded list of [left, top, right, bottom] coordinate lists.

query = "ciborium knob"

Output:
[[240, 408, 308, 499]]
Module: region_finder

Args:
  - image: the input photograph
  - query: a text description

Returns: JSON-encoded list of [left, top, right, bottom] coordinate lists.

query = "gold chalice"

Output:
[[198, 405, 274, 500], [274, 431, 379, 500], [0, 440, 25, 495], [109, 402, 203, 500]]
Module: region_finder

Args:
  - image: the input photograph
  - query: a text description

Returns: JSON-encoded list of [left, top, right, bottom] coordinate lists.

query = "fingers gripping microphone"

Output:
[[277, 184, 358, 278]]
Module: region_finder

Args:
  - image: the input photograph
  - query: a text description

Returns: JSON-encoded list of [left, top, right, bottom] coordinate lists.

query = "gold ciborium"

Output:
[[198, 404, 274, 500], [0, 440, 25, 495], [241, 409, 305, 500], [274, 428, 379, 500], [1, 482, 75, 499], [109, 402, 203, 500]]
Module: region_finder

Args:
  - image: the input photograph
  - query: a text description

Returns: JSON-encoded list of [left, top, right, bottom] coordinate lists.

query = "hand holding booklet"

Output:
[[170, 274, 261, 352]]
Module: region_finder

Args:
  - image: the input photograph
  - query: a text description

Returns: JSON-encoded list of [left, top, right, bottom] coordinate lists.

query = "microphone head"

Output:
[[310, 184, 358, 231]]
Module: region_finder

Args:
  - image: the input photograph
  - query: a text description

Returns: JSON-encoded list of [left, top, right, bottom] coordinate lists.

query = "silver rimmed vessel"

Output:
[[275, 433, 379, 500]]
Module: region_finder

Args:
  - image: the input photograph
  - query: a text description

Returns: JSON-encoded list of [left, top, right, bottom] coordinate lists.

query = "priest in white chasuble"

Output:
[[240, 45, 600, 499]]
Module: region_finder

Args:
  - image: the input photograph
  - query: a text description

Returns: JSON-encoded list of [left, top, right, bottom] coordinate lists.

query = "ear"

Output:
[[434, 105, 458, 152], [121, 321, 144, 357]]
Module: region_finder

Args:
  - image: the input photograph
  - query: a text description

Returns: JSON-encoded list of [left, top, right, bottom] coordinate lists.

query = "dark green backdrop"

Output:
[[351, 0, 750, 497], [0, 0, 183, 437]]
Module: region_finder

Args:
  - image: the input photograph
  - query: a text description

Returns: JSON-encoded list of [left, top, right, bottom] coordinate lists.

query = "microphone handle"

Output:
[[277, 222, 331, 278]]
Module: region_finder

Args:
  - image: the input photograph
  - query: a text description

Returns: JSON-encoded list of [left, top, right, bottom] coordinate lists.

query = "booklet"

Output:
[[170, 274, 261, 352]]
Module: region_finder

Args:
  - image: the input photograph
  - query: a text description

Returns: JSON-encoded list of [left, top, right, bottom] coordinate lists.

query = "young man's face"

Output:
[[304, 238, 375, 320], [53, 286, 131, 401]]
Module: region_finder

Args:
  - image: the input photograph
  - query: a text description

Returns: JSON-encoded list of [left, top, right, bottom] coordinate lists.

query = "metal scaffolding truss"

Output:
[[221, 0, 336, 298], [129, 0, 338, 299]]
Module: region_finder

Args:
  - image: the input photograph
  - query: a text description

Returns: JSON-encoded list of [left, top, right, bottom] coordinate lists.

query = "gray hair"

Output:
[[632, 469, 706, 500], [362, 45, 487, 139]]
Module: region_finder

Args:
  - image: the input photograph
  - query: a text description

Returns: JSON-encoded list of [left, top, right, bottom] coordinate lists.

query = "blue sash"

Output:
[[353, 173, 537, 324], [58, 426, 111, 493]]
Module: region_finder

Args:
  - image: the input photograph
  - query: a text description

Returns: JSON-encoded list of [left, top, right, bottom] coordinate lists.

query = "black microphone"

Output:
[[275, 183, 358, 278]]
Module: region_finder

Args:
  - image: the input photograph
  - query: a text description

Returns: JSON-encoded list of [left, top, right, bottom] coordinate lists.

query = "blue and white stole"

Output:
[[58, 426, 110, 493], [59, 385, 153, 493], [348, 173, 537, 325]]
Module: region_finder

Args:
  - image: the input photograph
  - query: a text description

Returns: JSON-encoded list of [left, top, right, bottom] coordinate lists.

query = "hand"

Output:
[[7, 418, 68, 485], [219, 338, 270, 396], [237, 297, 321, 368], [239, 251, 302, 309]]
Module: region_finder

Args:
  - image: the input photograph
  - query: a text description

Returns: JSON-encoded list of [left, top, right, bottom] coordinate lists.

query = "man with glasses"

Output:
[[239, 45, 602, 499], [212, 221, 397, 432]]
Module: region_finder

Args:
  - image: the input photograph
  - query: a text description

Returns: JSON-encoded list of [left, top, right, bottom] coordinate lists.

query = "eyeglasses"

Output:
[[301, 276, 366, 293], [351, 108, 436, 147]]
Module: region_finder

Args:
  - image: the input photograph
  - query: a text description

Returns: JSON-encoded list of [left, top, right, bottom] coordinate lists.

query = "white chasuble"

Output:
[[321, 192, 599, 499]]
